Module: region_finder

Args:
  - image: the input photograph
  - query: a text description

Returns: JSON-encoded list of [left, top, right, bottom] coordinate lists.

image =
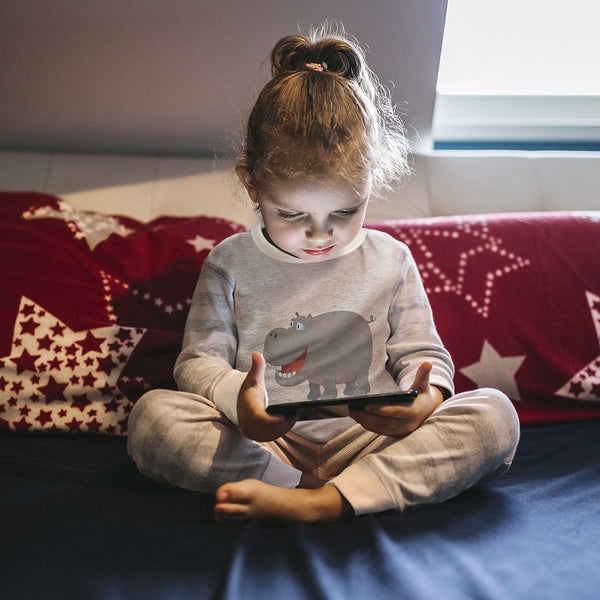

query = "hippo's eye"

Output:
[[290, 320, 295, 328], [296, 323, 305, 331]]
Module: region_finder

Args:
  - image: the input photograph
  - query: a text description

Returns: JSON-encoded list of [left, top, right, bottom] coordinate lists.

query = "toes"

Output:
[[214, 502, 248, 522], [215, 480, 253, 504], [214, 484, 232, 504]]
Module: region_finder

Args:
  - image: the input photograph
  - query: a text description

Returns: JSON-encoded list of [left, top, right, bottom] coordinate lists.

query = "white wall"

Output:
[[2, 150, 598, 225]]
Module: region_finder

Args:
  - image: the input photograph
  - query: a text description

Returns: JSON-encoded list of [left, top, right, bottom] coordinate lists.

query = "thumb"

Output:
[[412, 361, 432, 393], [246, 352, 266, 388]]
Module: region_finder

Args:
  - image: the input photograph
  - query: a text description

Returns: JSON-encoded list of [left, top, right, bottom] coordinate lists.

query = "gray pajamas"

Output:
[[128, 386, 518, 515], [127, 226, 520, 514]]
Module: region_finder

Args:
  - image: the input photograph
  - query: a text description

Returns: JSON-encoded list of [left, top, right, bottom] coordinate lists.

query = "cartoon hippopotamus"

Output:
[[263, 311, 374, 400]]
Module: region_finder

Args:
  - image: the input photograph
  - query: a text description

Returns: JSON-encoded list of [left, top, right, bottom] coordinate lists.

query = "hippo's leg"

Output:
[[321, 376, 338, 400], [353, 371, 370, 396], [307, 382, 321, 400], [343, 381, 357, 396]]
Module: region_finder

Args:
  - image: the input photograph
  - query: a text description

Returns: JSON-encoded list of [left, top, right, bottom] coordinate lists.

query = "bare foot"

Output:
[[214, 479, 353, 524]]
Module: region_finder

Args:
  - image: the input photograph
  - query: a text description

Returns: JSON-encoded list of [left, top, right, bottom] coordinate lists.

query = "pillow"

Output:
[[0, 191, 246, 434], [368, 213, 600, 424]]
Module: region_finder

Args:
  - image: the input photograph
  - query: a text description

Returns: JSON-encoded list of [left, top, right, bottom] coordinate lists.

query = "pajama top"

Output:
[[173, 225, 455, 442]]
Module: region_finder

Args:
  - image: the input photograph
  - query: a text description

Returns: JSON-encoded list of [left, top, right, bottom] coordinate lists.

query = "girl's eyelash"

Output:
[[278, 205, 361, 220], [333, 208, 359, 218], [279, 211, 303, 220]]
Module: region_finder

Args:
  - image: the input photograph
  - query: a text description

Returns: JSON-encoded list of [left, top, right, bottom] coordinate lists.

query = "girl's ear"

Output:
[[236, 166, 259, 203]]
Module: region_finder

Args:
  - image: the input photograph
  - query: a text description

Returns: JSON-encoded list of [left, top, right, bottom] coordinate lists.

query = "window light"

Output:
[[432, 0, 600, 150]]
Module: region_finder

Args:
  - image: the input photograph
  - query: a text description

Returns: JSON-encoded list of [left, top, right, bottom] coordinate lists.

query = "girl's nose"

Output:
[[305, 223, 333, 240]]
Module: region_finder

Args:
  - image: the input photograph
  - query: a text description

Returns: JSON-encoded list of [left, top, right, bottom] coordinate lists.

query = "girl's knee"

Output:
[[443, 388, 520, 460], [471, 388, 520, 460], [128, 389, 171, 438], [127, 389, 174, 461], [480, 388, 519, 443]]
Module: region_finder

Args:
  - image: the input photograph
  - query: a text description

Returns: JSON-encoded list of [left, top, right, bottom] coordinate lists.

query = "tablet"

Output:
[[266, 390, 418, 421]]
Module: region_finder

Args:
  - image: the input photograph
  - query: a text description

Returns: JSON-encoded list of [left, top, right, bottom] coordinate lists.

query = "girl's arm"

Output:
[[173, 260, 247, 424], [174, 262, 296, 440], [385, 250, 454, 397], [350, 250, 454, 437]]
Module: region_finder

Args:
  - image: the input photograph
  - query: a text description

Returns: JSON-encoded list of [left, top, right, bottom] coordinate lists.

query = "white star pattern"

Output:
[[130, 287, 192, 316], [23, 201, 132, 250], [555, 291, 600, 401], [460, 340, 526, 400], [392, 218, 531, 318], [187, 234, 215, 253], [0, 296, 147, 433], [100, 270, 130, 323]]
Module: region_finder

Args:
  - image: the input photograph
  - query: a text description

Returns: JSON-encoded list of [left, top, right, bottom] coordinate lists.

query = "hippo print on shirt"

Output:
[[263, 311, 374, 400]]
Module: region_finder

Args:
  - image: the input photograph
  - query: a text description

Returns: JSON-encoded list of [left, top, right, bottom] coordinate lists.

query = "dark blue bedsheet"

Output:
[[1, 422, 599, 600]]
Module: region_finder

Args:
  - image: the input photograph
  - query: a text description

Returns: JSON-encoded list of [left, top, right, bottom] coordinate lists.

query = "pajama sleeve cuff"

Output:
[[212, 369, 270, 425], [212, 370, 247, 425]]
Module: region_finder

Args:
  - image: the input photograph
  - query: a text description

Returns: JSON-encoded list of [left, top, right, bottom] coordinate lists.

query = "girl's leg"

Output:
[[330, 388, 520, 515], [215, 389, 519, 523], [130, 387, 519, 523], [127, 389, 302, 493]]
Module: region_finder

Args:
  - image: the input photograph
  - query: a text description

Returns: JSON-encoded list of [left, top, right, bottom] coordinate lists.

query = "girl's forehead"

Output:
[[264, 180, 368, 210]]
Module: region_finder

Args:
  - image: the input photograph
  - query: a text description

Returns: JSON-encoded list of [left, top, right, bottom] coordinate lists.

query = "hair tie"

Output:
[[305, 62, 327, 72]]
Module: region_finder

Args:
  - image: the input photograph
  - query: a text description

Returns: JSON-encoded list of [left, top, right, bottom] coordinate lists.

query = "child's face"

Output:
[[256, 180, 370, 262]]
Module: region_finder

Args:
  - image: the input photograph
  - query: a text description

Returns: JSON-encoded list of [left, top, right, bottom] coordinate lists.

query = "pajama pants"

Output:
[[127, 388, 520, 516]]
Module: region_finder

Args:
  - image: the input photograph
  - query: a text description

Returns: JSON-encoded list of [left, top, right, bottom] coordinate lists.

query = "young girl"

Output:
[[127, 25, 520, 524]]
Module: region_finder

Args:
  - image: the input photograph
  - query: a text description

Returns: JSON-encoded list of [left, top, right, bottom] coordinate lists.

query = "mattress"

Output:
[[2, 421, 598, 600]]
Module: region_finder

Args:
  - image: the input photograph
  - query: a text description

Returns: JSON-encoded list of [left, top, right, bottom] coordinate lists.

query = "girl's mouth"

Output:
[[303, 246, 334, 256]]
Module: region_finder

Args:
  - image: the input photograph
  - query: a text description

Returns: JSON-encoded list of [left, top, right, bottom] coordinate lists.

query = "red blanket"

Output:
[[1, 191, 599, 432], [0, 193, 244, 433], [369, 214, 600, 423]]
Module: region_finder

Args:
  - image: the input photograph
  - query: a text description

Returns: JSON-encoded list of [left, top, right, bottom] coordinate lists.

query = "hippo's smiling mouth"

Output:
[[275, 348, 307, 379]]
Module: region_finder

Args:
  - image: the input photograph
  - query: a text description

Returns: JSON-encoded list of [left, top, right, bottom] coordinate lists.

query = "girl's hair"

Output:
[[238, 24, 411, 197]]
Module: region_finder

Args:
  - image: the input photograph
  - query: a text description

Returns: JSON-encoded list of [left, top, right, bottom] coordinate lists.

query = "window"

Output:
[[432, 0, 600, 150]]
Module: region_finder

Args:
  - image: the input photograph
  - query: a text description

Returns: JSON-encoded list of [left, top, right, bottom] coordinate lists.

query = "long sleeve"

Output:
[[385, 249, 455, 396], [173, 258, 246, 424]]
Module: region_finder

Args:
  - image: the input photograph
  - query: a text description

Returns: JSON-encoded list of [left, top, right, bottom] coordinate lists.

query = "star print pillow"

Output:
[[0, 191, 246, 434], [369, 213, 600, 424]]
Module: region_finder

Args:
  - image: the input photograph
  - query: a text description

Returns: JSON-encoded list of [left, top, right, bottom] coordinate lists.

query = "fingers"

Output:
[[241, 413, 297, 442], [350, 409, 415, 437]]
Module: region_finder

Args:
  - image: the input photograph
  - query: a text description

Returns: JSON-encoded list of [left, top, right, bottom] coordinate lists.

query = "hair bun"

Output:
[[271, 35, 311, 75], [271, 32, 364, 81]]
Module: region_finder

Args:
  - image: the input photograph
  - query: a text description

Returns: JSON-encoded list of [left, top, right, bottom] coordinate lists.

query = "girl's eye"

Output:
[[333, 208, 359, 219], [279, 211, 303, 221]]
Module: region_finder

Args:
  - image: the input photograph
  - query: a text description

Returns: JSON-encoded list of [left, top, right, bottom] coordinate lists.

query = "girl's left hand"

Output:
[[350, 361, 444, 437]]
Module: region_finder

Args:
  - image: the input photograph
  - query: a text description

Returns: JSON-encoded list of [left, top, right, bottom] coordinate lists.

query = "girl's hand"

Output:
[[237, 352, 297, 442], [350, 362, 444, 437]]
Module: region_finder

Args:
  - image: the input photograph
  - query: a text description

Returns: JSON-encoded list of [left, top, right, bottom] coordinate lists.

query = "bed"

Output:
[[1, 151, 600, 600], [3, 421, 598, 599]]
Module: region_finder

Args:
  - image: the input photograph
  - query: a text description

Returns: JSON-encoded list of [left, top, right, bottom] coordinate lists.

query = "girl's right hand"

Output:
[[237, 352, 297, 442]]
